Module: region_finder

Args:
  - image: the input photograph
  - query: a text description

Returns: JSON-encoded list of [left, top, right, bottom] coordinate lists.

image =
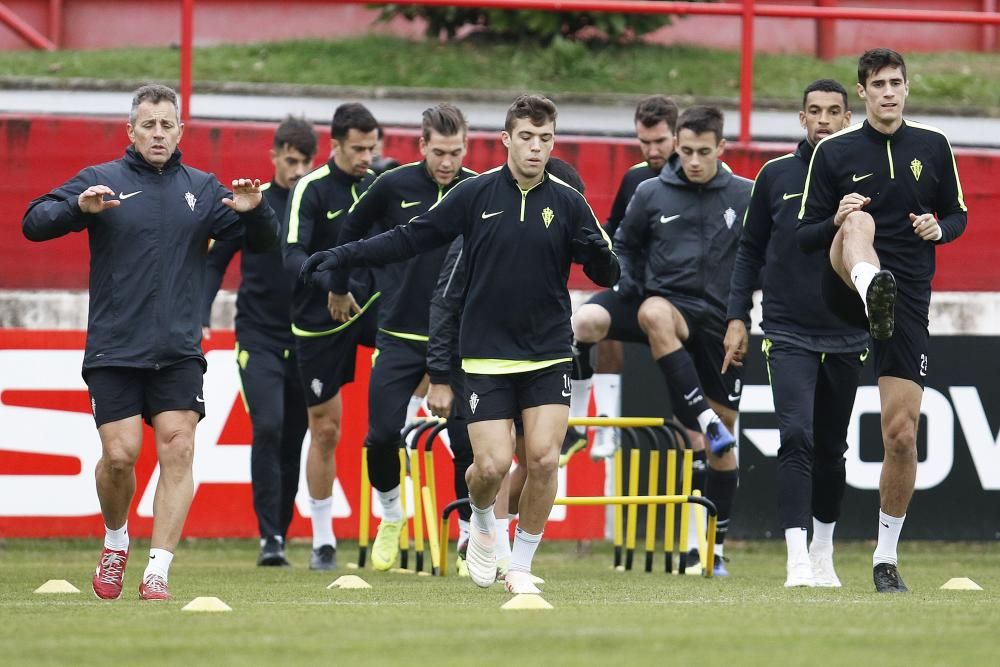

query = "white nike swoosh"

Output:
[[683, 388, 699, 400], [195, 396, 205, 403], [852, 173, 873, 183], [119, 191, 142, 199], [481, 211, 503, 219], [561, 390, 572, 397], [728, 394, 741, 402], [660, 214, 681, 224]]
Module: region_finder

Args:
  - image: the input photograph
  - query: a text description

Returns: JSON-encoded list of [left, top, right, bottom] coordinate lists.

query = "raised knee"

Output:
[[843, 211, 875, 236], [572, 307, 608, 343], [637, 301, 675, 333]]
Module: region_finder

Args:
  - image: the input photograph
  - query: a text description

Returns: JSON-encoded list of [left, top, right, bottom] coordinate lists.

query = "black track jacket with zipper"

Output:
[[313, 164, 619, 368], [22, 146, 279, 372]]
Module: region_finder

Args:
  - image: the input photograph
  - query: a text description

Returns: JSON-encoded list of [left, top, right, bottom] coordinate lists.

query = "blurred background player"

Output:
[[372, 125, 401, 175], [724, 80, 865, 587], [282, 103, 379, 570], [202, 116, 318, 567], [300, 95, 619, 594], [614, 106, 751, 575], [327, 104, 476, 571], [798, 49, 967, 592], [567, 95, 680, 465]]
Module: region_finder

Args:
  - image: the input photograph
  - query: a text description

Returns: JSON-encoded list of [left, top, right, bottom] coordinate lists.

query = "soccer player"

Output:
[[615, 106, 752, 574], [282, 103, 379, 570], [202, 116, 318, 567], [300, 95, 619, 594], [22, 84, 278, 600], [568, 95, 679, 463], [724, 80, 866, 588], [326, 104, 476, 571], [798, 49, 967, 592]]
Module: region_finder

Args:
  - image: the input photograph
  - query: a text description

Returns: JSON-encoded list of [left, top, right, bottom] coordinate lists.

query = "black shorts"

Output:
[[463, 362, 572, 423], [660, 294, 744, 410], [822, 264, 929, 386], [294, 306, 378, 407], [367, 331, 428, 446], [586, 289, 647, 344], [84, 358, 205, 428]]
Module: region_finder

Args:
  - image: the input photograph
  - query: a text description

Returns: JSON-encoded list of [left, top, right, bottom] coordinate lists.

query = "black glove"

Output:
[[614, 273, 642, 300], [572, 230, 614, 266], [298, 247, 347, 287]]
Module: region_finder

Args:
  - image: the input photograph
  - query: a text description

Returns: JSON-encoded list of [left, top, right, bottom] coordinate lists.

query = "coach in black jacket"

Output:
[[22, 84, 278, 602]]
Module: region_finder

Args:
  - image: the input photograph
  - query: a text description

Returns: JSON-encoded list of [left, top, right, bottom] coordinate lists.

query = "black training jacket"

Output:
[[22, 146, 278, 371], [615, 155, 752, 314], [797, 120, 967, 303], [331, 161, 477, 339], [202, 181, 297, 349], [326, 164, 619, 368], [727, 139, 867, 338], [605, 161, 658, 238], [427, 237, 465, 384], [282, 158, 374, 335]]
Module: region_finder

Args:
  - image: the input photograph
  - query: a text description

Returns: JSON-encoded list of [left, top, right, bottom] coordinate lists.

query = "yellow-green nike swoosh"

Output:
[[400, 200, 422, 209], [852, 173, 873, 183], [782, 192, 803, 200], [326, 209, 343, 220]]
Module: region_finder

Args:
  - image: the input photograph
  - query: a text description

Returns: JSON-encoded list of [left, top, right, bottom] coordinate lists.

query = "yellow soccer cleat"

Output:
[[371, 518, 406, 571]]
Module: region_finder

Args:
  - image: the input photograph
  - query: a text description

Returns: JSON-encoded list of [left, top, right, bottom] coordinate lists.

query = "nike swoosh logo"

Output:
[[481, 211, 503, 219], [195, 396, 205, 403], [400, 200, 422, 209], [326, 209, 343, 220], [880, 522, 890, 528], [660, 214, 681, 224], [119, 191, 142, 199], [561, 390, 572, 398], [728, 393, 742, 402], [782, 192, 803, 200], [852, 173, 873, 183], [683, 388, 699, 400]]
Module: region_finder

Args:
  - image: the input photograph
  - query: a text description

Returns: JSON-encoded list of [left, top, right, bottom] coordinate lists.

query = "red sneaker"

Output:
[[92, 547, 129, 600], [139, 573, 171, 601]]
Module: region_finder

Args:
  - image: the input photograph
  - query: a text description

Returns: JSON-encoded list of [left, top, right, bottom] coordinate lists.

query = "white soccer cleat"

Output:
[[465, 528, 498, 588], [810, 548, 842, 588], [784, 559, 816, 588], [504, 569, 542, 595], [589, 427, 619, 460]]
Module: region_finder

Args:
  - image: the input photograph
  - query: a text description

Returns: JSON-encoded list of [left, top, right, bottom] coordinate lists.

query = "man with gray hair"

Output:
[[23, 83, 278, 601]]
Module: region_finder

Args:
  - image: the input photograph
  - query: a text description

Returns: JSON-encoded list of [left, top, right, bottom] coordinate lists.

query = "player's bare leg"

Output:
[[465, 419, 516, 586], [305, 392, 342, 570], [92, 416, 142, 600]]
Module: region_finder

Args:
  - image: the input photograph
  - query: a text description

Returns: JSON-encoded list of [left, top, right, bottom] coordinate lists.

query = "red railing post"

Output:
[[181, 0, 194, 122], [817, 0, 835, 60], [739, 0, 755, 144], [984, 0, 997, 52], [48, 0, 62, 49]]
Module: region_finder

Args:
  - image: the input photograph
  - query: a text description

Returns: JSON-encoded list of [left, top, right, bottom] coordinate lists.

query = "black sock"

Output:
[[706, 467, 739, 545], [366, 438, 402, 493], [656, 349, 710, 431], [573, 340, 594, 380]]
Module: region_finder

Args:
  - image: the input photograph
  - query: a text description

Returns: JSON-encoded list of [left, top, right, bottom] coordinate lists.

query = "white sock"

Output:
[[696, 409, 716, 433], [104, 523, 129, 551], [378, 486, 403, 522], [458, 519, 471, 547], [687, 507, 701, 549], [403, 394, 423, 432], [785, 527, 809, 564], [510, 527, 542, 573], [310, 496, 336, 549], [570, 378, 591, 418], [494, 517, 512, 560], [850, 262, 880, 316], [811, 518, 836, 552], [143, 548, 173, 581], [470, 501, 495, 535], [873, 509, 905, 566], [593, 374, 621, 417], [715, 543, 725, 559]]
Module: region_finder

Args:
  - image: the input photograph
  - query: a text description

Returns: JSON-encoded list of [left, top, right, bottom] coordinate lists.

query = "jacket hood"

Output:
[[659, 153, 733, 190]]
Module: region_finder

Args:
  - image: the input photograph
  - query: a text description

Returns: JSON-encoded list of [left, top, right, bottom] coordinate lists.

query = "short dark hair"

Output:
[[273, 116, 317, 159], [857, 48, 907, 86], [546, 156, 585, 194], [634, 95, 679, 132], [802, 79, 849, 110], [422, 104, 468, 142], [130, 84, 179, 124], [504, 94, 557, 133], [331, 103, 378, 141], [676, 106, 725, 143]]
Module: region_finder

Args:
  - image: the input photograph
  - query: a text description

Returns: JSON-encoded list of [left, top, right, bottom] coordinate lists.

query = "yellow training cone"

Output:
[[940, 577, 983, 591], [181, 597, 232, 612], [327, 575, 372, 590], [34, 579, 80, 594], [501, 594, 553, 610]]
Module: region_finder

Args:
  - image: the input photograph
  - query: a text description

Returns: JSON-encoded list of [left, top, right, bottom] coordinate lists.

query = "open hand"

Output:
[[222, 178, 263, 212]]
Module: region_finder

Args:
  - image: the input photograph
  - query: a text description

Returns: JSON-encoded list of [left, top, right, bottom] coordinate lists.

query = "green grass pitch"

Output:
[[2, 539, 998, 666]]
